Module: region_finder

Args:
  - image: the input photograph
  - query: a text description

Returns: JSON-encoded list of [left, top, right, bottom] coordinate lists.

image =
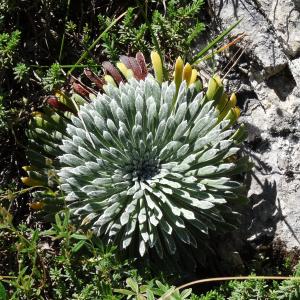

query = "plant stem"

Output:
[[191, 19, 242, 64], [67, 11, 126, 76], [136, 0, 168, 81], [59, 0, 72, 62], [30, 64, 100, 69]]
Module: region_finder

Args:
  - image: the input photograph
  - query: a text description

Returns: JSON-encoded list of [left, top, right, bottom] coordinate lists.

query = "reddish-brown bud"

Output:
[[72, 82, 91, 98], [102, 61, 123, 84], [84, 69, 105, 89], [120, 55, 143, 80], [47, 96, 71, 112], [136, 52, 148, 80]]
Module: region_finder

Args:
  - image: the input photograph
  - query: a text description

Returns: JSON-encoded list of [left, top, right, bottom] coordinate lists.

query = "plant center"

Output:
[[125, 158, 160, 182]]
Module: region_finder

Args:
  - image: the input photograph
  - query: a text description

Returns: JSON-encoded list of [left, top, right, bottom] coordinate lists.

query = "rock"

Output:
[[259, 0, 300, 57], [208, 0, 300, 253], [289, 57, 300, 87], [241, 80, 300, 249], [211, 0, 288, 81]]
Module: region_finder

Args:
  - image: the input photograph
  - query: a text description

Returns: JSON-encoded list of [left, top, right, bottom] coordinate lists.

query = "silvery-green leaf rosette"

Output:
[[58, 78, 248, 258], [23, 52, 250, 261]]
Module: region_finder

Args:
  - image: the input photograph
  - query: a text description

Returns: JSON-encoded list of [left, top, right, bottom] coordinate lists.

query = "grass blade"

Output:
[[191, 19, 242, 64], [59, 0, 71, 62], [68, 11, 126, 75], [196, 33, 245, 64]]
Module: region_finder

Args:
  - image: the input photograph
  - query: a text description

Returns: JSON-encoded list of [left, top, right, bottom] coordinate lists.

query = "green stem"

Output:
[[191, 19, 242, 64], [59, 0, 72, 62], [67, 11, 126, 76], [136, 0, 168, 81], [29, 64, 100, 69]]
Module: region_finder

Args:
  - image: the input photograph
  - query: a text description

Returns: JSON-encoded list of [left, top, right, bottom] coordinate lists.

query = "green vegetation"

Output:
[[99, 0, 205, 60], [194, 270, 300, 300], [0, 209, 158, 299], [2, 206, 300, 299], [0, 30, 21, 69], [1, 0, 300, 299], [0, 0, 206, 188]]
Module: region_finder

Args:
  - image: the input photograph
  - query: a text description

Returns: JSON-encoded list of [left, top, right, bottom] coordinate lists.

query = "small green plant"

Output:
[[0, 30, 20, 68], [270, 265, 300, 300], [13, 63, 30, 82], [192, 269, 300, 300], [65, 20, 77, 33], [191, 290, 225, 300], [42, 63, 65, 92], [115, 277, 151, 299], [0, 208, 146, 299], [115, 277, 192, 300], [98, 0, 205, 60], [227, 278, 269, 300]]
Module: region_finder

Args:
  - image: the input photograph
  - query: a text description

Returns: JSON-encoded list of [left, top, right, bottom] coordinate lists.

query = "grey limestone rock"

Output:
[[211, 0, 288, 81], [289, 57, 300, 87], [209, 0, 300, 251], [259, 0, 300, 57]]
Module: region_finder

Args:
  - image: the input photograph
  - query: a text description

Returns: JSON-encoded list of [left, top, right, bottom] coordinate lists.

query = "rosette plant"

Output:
[[22, 51, 250, 264]]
